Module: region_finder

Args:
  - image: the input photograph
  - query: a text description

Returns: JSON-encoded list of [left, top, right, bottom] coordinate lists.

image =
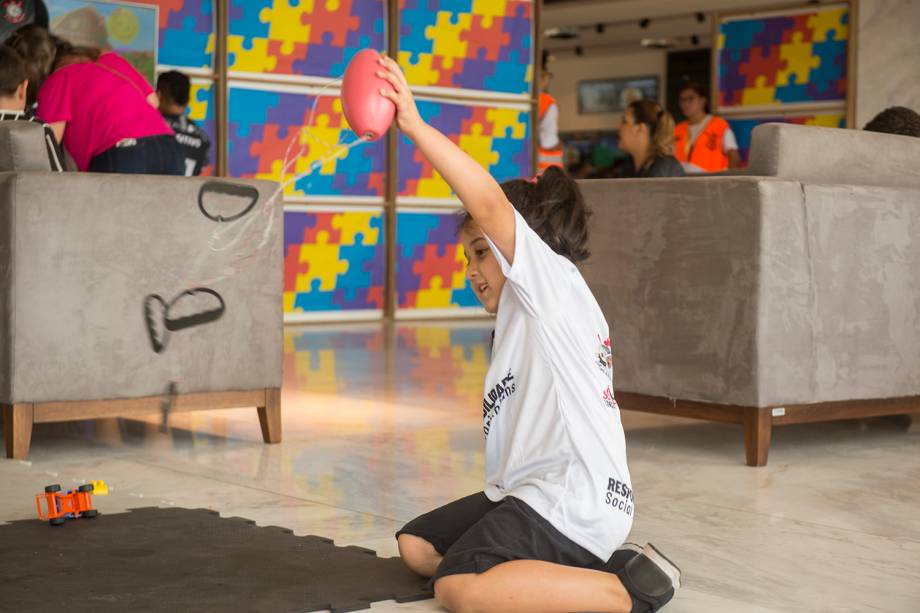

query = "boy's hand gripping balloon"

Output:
[[341, 49, 396, 141]]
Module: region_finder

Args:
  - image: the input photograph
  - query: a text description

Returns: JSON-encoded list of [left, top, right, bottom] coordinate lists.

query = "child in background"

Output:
[[377, 54, 681, 613], [0, 44, 63, 170], [157, 70, 211, 176]]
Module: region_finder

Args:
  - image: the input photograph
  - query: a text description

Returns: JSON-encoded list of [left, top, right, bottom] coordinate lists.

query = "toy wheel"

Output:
[[49, 517, 65, 526], [44, 484, 61, 493], [82, 509, 99, 518], [77, 484, 94, 493]]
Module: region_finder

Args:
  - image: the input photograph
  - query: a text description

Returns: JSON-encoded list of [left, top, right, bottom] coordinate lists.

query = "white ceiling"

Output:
[[541, 0, 839, 54]]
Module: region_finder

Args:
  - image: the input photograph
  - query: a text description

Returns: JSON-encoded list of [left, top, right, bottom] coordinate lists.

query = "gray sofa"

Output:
[[1, 122, 283, 459], [581, 123, 920, 465]]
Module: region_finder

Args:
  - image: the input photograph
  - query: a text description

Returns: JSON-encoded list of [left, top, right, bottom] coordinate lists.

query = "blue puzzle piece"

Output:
[[228, 0, 271, 39], [484, 49, 530, 93], [775, 73, 811, 103], [720, 19, 766, 50], [294, 279, 339, 312]]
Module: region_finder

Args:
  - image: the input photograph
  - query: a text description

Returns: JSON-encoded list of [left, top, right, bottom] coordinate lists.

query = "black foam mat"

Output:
[[0, 507, 432, 612]]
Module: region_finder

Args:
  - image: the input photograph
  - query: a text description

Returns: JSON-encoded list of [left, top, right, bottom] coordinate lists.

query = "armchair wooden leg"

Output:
[[3, 403, 34, 460], [744, 407, 772, 467], [257, 388, 281, 444]]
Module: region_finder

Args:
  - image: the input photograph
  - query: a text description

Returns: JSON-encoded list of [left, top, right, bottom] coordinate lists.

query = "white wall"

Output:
[[856, 0, 920, 127], [547, 48, 667, 133]]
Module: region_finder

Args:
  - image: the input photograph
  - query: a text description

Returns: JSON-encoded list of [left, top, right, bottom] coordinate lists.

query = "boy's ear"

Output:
[[16, 80, 27, 103]]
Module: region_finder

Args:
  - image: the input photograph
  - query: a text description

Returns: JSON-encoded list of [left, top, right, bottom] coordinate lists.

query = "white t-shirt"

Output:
[[481, 210, 633, 561], [539, 102, 560, 149]]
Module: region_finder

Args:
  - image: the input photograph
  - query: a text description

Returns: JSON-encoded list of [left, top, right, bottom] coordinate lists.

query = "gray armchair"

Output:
[[1, 122, 283, 459]]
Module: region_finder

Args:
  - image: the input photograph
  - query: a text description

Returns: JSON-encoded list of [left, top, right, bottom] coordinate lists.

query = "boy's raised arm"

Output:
[[377, 55, 517, 263]]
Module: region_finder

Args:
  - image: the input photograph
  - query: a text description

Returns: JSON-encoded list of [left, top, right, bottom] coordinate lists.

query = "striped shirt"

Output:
[[0, 110, 65, 171]]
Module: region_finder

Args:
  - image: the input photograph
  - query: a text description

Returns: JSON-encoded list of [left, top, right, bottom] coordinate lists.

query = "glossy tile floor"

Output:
[[3, 322, 920, 612]]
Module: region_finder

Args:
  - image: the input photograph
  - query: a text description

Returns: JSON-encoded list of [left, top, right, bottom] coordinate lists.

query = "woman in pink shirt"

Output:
[[12, 29, 182, 175]]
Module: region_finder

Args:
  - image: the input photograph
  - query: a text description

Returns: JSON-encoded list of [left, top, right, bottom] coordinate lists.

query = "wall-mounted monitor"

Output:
[[577, 76, 660, 114]]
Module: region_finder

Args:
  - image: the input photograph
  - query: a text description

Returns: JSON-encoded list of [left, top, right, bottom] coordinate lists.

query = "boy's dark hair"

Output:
[[156, 70, 191, 107], [0, 45, 27, 97], [5, 25, 57, 107], [459, 166, 592, 263], [863, 106, 920, 137]]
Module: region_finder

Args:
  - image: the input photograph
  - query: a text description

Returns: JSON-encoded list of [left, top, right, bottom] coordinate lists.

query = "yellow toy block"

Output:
[[90, 480, 109, 495]]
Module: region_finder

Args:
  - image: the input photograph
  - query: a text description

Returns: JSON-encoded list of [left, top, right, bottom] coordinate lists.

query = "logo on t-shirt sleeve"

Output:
[[596, 335, 613, 378], [483, 369, 516, 436]]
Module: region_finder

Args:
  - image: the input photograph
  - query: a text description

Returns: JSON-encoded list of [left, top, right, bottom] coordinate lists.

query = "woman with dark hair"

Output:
[[617, 99, 684, 178], [8, 26, 182, 175], [673, 81, 741, 172]]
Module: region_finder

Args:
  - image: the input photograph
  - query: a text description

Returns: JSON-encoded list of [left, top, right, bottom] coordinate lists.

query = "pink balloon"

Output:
[[341, 49, 396, 142]]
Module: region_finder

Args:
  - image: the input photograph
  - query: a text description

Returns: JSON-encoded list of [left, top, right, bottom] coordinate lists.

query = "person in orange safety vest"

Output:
[[538, 70, 563, 171], [673, 82, 741, 173]]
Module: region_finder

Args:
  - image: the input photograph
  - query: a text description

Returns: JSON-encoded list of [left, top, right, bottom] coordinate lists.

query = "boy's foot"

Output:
[[615, 543, 681, 612], [605, 542, 643, 573]]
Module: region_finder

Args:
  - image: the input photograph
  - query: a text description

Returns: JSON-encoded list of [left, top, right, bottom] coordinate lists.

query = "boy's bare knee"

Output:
[[434, 575, 483, 613], [397, 534, 439, 576]]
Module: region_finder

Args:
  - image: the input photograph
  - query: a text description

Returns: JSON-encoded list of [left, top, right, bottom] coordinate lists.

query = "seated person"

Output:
[[12, 27, 181, 175], [617, 99, 684, 178], [157, 70, 210, 176], [0, 44, 62, 170], [864, 106, 920, 137]]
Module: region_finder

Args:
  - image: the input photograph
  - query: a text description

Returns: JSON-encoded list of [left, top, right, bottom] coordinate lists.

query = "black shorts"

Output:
[[396, 492, 627, 582]]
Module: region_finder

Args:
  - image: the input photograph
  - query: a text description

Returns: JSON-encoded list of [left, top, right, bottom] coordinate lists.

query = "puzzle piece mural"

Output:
[[397, 210, 479, 310], [717, 5, 848, 108], [284, 210, 385, 314], [399, 0, 532, 95], [135, 0, 214, 69], [227, 0, 385, 79], [187, 80, 216, 176], [229, 85, 386, 198], [727, 112, 846, 164], [398, 99, 531, 199]]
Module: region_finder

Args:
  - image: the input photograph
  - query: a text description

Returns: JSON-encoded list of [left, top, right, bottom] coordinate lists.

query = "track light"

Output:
[[690, 34, 700, 45], [575, 46, 584, 56], [696, 12, 705, 22], [596, 23, 605, 34], [639, 18, 651, 29]]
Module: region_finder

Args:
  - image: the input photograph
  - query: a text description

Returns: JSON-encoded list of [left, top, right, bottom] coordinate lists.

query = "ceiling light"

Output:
[[544, 27, 579, 39]]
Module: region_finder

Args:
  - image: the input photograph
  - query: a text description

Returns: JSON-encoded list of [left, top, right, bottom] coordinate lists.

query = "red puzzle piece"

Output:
[[305, 0, 361, 46], [739, 46, 787, 87], [460, 14, 511, 62], [283, 243, 310, 292], [411, 244, 464, 290]]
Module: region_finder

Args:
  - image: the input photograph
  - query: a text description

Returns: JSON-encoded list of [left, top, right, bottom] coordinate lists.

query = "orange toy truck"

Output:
[[36, 484, 99, 525]]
